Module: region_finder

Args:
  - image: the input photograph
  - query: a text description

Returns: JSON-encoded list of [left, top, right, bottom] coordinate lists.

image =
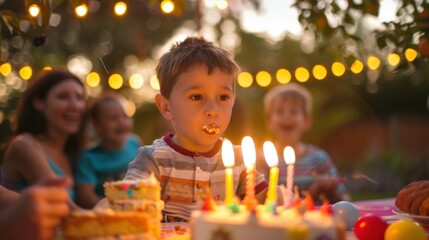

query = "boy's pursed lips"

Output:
[[202, 123, 220, 135]]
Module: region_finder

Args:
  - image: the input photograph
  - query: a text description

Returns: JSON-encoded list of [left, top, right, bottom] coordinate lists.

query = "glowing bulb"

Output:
[[387, 53, 400, 66], [43, 66, 52, 71], [204, 0, 217, 8], [350, 60, 364, 74], [75, 4, 88, 17], [129, 74, 144, 89], [28, 4, 40, 17], [276, 68, 291, 84], [405, 48, 418, 62], [237, 72, 253, 88], [108, 73, 123, 89], [86, 72, 100, 87], [150, 75, 160, 90], [216, 0, 228, 9], [161, 0, 175, 14], [114, 2, 127, 16], [295, 67, 310, 82], [0, 62, 12, 76], [19, 66, 33, 80], [312, 64, 327, 80], [256, 71, 271, 87], [367, 56, 381, 70], [331, 62, 346, 77]]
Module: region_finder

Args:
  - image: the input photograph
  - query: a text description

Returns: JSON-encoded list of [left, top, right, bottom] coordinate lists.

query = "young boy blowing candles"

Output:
[[120, 36, 269, 222]]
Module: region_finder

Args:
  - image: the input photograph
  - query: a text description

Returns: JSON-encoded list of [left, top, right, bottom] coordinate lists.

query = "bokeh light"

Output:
[[312, 65, 327, 80], [387, 53, 400, 66], [405, 48, 418, 62], [86, 72, 101, 87], [350, 60, 364, 74], [331, 62, 346, 77], [43, 66, 52, 71], [256, 71, 271, 87], [204, 0, 217, 8], [75, 4, 88, 17], [108, 73, 123, 89], [150, 75, 160, 90], [367, 56, 381, 70], [216, 0, 228, 9], [28, 4, 40, 17], [237, 72, 253, 88], [0, 62, 12, 77], [114, 2, 127, 16], [161, 0, 175, 14], [129, 74, 144, 89], [276, 68, 291, 84], [295, 67, 310, 82], [19, 66, 32, 80]]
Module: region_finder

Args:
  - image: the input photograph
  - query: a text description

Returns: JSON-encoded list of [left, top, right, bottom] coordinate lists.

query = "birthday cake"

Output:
[[63, 176, 164, 239], [190, 197, 346, 240]]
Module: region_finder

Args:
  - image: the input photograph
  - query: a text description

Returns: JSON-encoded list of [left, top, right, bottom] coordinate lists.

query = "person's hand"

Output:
[[0, 176, 72, 240], [395, 180, 429, 215], [308, 176, 339, 202]]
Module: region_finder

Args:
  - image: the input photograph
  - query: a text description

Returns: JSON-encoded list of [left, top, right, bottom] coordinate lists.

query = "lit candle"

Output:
[[284, 146, 295, 208], [263, 141, 279, 203], [242, 136, 257, 210], [222, 139, 235, 205]]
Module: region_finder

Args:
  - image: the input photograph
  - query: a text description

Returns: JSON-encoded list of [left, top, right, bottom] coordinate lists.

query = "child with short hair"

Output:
[[263, 83, 350, 203], [124, 36, 268, 222], [75, 93, 141, 209]]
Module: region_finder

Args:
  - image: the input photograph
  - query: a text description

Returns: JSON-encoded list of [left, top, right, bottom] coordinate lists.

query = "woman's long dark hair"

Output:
[[15, 67, 87, 162]]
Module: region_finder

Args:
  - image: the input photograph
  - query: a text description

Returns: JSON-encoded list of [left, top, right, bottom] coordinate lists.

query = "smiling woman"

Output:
[[0, 67, 87, 202]]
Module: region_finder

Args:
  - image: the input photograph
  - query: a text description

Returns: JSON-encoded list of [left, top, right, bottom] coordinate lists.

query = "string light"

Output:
[[367, 56, 381, 70], [75, 4, 88, 17], [114, 2, 127, 16], [204, 0, 217, 8], [256, 71, 271, 87], [312, 64, 327, 80], [276, 68, 291, 84], [216, 0, 229, 10], [0, 62, 12, 76], [28, 4, 40, 17], [387, 53, 400, 66], [237, 72, 253, 88], [405, 48, 418, 62], [129, 74, 144, 89], [19, 66, 33, 80], [350, 60, 364, 74], [331, 62, 346, 77], [295, 67, 310, 82], [161, 0, 175, 14], [150, 75, 160, 90], [43, 66, 52, 70], [86, 72, 101, 87], [108, 73, 123, 89]]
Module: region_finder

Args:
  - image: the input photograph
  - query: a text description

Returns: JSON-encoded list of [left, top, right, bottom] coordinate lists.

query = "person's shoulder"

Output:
[[6, 133, 41, 153]]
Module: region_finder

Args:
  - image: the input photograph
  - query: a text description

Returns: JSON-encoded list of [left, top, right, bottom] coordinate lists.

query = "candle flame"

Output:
[[222, 139, 235, 168], [284, 146, 295, 164], [263, 141, 278, 167], [241, 136, 256, 168]]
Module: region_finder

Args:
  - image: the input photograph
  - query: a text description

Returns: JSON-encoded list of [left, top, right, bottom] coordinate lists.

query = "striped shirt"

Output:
[[125, 133, 268, 222]]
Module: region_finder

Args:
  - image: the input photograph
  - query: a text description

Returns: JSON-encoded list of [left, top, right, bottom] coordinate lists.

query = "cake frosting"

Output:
[[64, 176, 164, 239], [191, 197, 346, 240]]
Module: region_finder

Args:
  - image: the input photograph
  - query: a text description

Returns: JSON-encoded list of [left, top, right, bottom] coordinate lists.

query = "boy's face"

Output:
[[266, 96, 311, 145], [94, 101, 133, 146], [156, 65, 235, 153]]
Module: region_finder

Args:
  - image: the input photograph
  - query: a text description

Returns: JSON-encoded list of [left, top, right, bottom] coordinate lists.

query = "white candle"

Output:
[[222, 139, 235, 205], [242, 136, 257, 210], [283, 146, 295, 208], [263, 141, 279, 203]]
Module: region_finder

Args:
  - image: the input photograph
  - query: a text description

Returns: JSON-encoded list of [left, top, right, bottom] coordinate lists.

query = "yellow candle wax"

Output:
[[267, 166, 279, 202], [225, 167, 234, 204]]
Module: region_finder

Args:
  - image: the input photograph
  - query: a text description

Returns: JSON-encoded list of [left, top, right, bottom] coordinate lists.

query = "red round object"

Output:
[[354, 214, 388, 240]]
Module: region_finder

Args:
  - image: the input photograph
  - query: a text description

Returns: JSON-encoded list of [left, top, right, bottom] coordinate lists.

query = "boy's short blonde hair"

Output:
[[156, 36, 240, 98], [263, 83, 313, 116]]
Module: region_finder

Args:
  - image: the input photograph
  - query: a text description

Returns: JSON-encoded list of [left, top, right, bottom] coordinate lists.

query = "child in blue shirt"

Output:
[[75, 93, 141, 208]]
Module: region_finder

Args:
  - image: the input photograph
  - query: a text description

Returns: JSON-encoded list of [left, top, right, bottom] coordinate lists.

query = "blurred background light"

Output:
[[114, 1, 127, 16], [237, 71, 253, 88], [331, 62, 346, 77], [256, 70, 271, 87], [350, 60, 364, 74], [312, 64, 327, 80], [276, 68, 291, 84], [108, 73, 123, 89], [295, 67, 309, 82]]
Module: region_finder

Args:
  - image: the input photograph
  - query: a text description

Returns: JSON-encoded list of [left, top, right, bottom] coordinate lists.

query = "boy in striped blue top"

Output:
[[124, 37, 268, 222], [263, 83, 350, 203]]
